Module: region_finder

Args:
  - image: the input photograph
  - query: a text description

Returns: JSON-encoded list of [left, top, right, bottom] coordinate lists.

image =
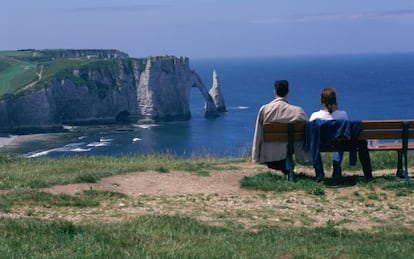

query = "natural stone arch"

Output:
[[190, 71, 219, 118], [116, 110, 130, 123]]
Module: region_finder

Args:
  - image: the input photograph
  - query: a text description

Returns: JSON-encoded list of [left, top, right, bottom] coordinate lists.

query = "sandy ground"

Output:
[[0, 135, 15, 148], [41, 164, 260, 197]]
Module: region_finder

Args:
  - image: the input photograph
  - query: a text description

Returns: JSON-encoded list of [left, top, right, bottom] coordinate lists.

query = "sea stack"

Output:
[[208, 69, 227, 113]]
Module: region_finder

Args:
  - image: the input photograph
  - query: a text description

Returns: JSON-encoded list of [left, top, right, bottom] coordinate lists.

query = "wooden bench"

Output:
[[263, 120, 414, 182]]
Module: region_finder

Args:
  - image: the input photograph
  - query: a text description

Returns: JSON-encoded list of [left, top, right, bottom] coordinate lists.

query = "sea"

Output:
[[2, 52, 414, 158]]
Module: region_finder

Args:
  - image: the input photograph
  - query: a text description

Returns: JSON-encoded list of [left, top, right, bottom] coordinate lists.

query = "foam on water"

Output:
[[63, 125, 79, 131], [133, 124, 159, 129], [87, 141, 111, 147], [23, 142, 92, 158], [132, 138, 142, 142], [230, 106, 249, 110], [99, 138, 114, 142]]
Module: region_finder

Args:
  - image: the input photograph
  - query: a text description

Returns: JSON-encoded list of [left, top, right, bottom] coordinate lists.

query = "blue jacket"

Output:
[[303, 119, 362, 164]]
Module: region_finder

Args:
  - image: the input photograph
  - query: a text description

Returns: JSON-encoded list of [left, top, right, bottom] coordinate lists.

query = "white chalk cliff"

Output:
[[137, 56, 219, 120]]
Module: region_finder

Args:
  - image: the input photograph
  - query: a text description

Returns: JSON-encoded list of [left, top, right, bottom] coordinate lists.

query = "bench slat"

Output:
[[263, 133, 303, 142], [359, 131, 414, 140], [264, 130, 414, 141], [362, 120, 414, 129], [368, 142, 414, 151]]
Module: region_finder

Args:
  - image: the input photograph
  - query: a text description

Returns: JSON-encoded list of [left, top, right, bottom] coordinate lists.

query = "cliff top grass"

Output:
[[0, 50, 91, 99]]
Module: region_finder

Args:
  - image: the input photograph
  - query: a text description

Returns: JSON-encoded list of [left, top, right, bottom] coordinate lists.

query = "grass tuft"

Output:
[[240, 171, 325, 195], [75, 174, 99, 183], [0, 189, 128, 212]]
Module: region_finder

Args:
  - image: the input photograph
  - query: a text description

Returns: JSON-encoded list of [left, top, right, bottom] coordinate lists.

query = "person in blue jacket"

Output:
[[309, 87, 348, 178], [309, 87, 373, 181]]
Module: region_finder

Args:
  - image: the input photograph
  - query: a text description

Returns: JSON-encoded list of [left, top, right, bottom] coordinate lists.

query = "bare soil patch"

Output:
[[42, 162, 260, 196]]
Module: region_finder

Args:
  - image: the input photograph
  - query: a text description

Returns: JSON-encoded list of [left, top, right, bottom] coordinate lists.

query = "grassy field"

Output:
[[1, 215, 413, 258], [0, 56, 36, 97], [0, 152, 414, 258], [0, 50, 110, 99]]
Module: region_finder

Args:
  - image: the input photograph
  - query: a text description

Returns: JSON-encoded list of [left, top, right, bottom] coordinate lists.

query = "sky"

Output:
[[2, 0, 414, 59]]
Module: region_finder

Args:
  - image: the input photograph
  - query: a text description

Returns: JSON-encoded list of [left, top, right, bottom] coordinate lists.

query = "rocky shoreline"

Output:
[[0, 135, 15, 148]]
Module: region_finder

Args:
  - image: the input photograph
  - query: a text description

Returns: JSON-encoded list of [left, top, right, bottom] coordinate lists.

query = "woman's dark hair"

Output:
[[274, 80, 289, 97], [321, 87, 337, 113]]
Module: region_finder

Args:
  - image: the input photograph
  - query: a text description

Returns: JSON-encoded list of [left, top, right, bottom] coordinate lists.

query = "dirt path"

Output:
[[21, 64, 43, 91], [41, 163, 260, 196]]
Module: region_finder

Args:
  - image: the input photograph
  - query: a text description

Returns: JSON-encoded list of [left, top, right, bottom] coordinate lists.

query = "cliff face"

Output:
[[0, 50, 225, 133], [135, 57, 222, 120], [138, 57, 193, 121], [0, 58, 140, 130]]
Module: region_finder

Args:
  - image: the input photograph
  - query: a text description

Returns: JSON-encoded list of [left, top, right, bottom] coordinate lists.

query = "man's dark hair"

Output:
[[274, 80, 289, 97]]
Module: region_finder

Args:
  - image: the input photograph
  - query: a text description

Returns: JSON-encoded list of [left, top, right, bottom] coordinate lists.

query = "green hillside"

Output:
[[0, 51, 37, 98]]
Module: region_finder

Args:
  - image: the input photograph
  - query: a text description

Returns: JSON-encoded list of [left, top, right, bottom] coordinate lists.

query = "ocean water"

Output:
[[2, 53, 414, 158]]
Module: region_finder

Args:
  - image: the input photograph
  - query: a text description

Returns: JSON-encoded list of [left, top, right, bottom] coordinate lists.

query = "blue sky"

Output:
[[2, 0, 414, 58]]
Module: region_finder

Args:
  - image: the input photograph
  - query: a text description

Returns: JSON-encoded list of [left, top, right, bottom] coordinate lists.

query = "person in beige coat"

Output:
[[252, 80, 311, 174]]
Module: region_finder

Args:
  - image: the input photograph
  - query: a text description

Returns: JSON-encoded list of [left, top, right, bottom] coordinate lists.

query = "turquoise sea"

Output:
[[2, 53, 414, 158]]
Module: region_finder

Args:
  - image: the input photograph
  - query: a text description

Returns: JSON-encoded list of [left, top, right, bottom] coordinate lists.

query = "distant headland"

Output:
[[0, 49, 226, 133]]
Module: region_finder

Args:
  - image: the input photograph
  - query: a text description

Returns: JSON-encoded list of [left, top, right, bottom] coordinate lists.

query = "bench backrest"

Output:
[[263, 120, 414, 143]]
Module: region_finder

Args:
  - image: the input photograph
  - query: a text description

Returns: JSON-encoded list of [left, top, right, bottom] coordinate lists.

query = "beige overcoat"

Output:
[[252, 97, 312, 165]]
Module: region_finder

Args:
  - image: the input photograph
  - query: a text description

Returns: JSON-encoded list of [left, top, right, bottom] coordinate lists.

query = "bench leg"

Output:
[[402, 150, 410, 183], [402, 121, 410, 183], [396, 150, 404, 178], [396, 149, 410, 182], [286, 123, 295, 181], [286, 158, 294, 182]]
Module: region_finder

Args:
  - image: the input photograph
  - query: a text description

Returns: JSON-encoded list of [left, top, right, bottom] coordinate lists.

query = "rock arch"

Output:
[[190, 71, 219, 118], [116, 110, 130, 123]]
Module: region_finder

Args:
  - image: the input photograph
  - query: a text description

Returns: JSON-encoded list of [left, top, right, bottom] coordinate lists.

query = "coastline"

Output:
[[0, 135, 16, 148]]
